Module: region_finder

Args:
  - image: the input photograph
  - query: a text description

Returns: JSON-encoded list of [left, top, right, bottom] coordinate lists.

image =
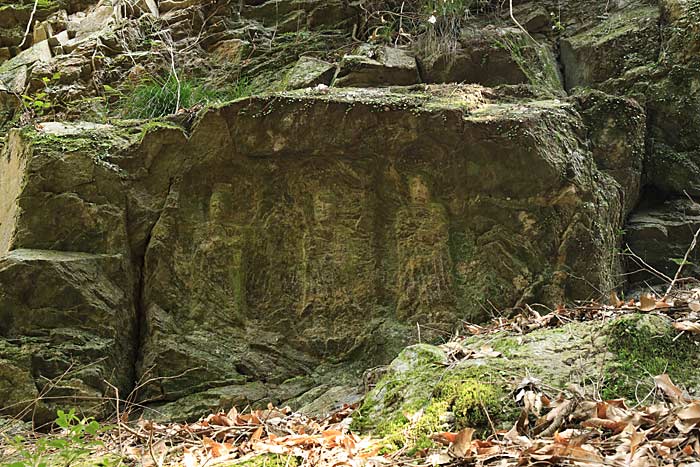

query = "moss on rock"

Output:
[[603, 313, 700, 401], [353, 314, 700, 449], [352, 345, 515, 452]]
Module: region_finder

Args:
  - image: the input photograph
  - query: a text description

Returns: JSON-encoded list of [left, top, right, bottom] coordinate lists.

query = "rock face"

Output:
[[0, 249, 136, 423], [0, 86, 630, 421], [557, 0, 700, 284], [241, 0, 356, 33], [417, 27, 561, 93], [560, 5, 660, 91], [625, 200, 700, 284], [284, 56, 336, 90], [574, 90, 646, 215], [3, 0, 700, 426]]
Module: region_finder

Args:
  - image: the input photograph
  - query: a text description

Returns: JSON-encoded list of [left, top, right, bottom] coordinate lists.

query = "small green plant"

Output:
[[123, 73, 255, 118], [550, 12, 565, 32], [225, 77, 257, 101], [21, 73, 61, 115], [3, 409, 106, 467], [363, 0, 494, 46], [36, 0, 56, 9], [670, 257, 695, 267]]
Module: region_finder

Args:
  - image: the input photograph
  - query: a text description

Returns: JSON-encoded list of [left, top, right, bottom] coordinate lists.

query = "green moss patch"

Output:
[[351, 345, 516, 454], [602, 314, 700, 401]]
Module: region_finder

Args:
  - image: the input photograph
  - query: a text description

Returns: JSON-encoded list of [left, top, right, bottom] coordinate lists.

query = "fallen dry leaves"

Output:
[[460, 287, 700, 340], [6, 287, 700, 467], [118, 403, 385, 467], [106, 372, 700, 467], [426, 375, 700, 466], [103, 286, 700, 466]]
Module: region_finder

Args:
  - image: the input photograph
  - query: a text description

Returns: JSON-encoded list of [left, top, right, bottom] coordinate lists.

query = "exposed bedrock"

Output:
[[0, 86, 642, 421], [558, 0, 700, 287]]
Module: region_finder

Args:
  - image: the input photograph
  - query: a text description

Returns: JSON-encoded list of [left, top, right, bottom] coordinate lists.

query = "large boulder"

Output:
[[558, 1, 700, 200], [0, 86, 632, 420], [0, 249, 136, 424]]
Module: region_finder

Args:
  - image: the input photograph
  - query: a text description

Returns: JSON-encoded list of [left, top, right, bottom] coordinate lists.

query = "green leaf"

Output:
[[85, 420, 101, 436], [47, 438, 69, 449], [670, 257, 694, 266], [55, 409, 70, 429]]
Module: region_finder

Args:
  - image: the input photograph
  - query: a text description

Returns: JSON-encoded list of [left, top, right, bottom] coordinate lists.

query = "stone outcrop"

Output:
[[0, 86, 632, 421], [240, 0, 357, 33], [557, 0, 700, 280], [560, 5, 660, 91], [417, 27, 561, 93], [0, 249, 136, 423], [574, 89, 646, 215], [2, 0, 700, 426], [284, 56, 336, 90]]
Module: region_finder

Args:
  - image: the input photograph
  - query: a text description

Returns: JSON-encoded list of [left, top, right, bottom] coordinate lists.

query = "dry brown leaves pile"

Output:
[[114, 404, 384, 467], [113, 374, 700, 467], [97, 287, 700, 466], [427, 374, 700, 467], [461, 287, 700, 338]]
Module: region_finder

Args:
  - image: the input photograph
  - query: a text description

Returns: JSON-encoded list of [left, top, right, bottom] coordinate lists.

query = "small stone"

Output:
[[334, 44, 420, 87], [284, 56, 336, 90]]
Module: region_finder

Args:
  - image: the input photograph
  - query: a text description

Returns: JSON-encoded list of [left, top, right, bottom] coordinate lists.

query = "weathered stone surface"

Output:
[[0, 40, 52, 75], [241, 0, 356, 32], [641, 66, 700, 197], [418, 27, 561, 92], [209, 39, 250, 63], [513, 4, 551, 33], [625, 199, 700, 284], [73, 4, 114, 39], [560, 5, 660, 90], [556, 1, 700, 203], [0, 249, 136, 424], [284, 56, 335, 90], [334, 45, 420, 87], [575, 89, 646, 214], [0, 86, 631, 419], [659, 0, 700, 65]]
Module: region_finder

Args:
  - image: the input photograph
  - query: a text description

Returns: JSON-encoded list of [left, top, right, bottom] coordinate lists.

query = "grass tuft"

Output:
[[123, 74, 255, 119]]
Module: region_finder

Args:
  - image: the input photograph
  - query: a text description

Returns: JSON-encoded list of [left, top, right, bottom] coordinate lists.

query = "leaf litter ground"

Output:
[[4, 289, 700, 466]]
